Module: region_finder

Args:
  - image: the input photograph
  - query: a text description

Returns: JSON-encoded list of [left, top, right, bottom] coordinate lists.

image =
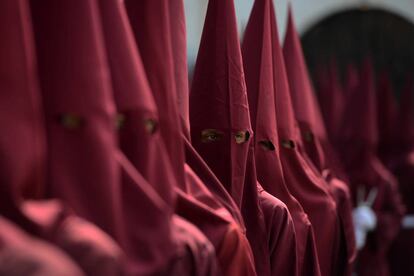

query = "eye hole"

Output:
[[281, 139, 295, 149], [116, 113, 126, 130], [234, 130, 250, 144], [59, 113, 84, 129], [144, 119, 158, 134], [201, 129, 224, 143], [258, 140, 276, 151], [304, 131, 314, 142]]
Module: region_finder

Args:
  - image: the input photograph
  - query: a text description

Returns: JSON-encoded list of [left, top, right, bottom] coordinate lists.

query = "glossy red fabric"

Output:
[[242, 1, 321, 275], [123, 1, 256, 275], [262, 6, 340, 276], [29, 0, 181, 274], [0, 1, 127, 274], [168, 0, 245, 229], [282, 10, 356, 275], [189, 0, 269, 274], [338, 60, 404, 276], [0, 216, 84, 276]]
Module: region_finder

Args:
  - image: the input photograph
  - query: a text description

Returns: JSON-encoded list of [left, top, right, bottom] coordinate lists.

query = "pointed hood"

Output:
[[125, 0, 186, 189], [98, 0, 175, 209], [316, 61, 346, 144], [377, 71, 399, 162], [283, 7, 327, 141], [30, 0, 175, 274], [268, 6, 340, 276], [190, 0, 270, 275], [168, 0, 244, 227], [283, 7, 328, 171], [169, 0, 191, 138], [341, 59, 378, 149], [0, 0, 47, 229], [242, 1, 321, 275], [190, 0, 252, 206], [397, 75, 414, 153]]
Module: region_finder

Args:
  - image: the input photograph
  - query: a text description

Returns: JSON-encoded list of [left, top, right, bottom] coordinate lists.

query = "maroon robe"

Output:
[[265, 6, 340, 276], [123, 1, 257, 275], [168, 0, 246, 229], [0, 216, 84, 276], [242, 0, 321, 275], [29, 0, 193, 274], [0, 1, 127, 275], [189, 0, 268, 274], [282, 10, 356, 276], [338, 60, 404, 276]]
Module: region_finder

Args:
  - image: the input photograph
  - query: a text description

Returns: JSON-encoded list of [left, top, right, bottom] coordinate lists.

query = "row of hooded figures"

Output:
[[0, 0, 412, 276]]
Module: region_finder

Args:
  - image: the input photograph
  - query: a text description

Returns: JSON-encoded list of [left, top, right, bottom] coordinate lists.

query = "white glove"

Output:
[[353, 187, 378, 250]]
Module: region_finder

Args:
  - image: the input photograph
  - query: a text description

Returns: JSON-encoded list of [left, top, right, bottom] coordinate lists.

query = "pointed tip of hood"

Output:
[[283, 5, 327, 139], [190, 0, 251, 132], [341, 58, 378, 146]]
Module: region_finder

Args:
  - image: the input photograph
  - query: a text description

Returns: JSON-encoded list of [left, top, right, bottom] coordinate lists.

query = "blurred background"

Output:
[[185, 0, 414, 91]]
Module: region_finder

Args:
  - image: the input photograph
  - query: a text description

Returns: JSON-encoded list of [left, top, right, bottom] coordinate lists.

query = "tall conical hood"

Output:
[[315, 61, 346, 144], [377, 71, 398, 162], [397, 75, 414, 152], [190, 0, 269, 275], [190, 0, 252, 206], [0, 0, 47, 229], [341, 59, 378, 148], [98, 0, 174, 209], [168, 0, 244, 225], [242, 1, 321, 275], [169, 0, 191, 138], [269, 6, 340, 276], [125, 0, 186, 189], [30, 0, 175, 274], [283, 7, 327, 140]]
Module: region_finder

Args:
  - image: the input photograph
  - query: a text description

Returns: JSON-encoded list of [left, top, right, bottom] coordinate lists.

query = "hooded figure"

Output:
[[262, 6, 340, 276], [168, 0, 246, 229], [123, 1, 259, 275], [314, 61, 350, 183], [377, 72, 399, 167], [189, 0, 268, 274], [168, 2, 259, 274], [190, 0, 299, 275], [29, 0, 196, 274], [283, 9, 356, 275], [387, 76, 414, 276], [338, 59, 404, 276], [315, 61, 346, 147], [0, 1, 127, 275], [242, 0, 321, 275]]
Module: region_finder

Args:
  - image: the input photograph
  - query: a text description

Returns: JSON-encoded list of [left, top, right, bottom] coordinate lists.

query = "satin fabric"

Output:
[[338, 60, 404, 276], [242, 1, 321, 275], [189, 0, 270, 274], [0, 216, 84, 276], [261, 5, 340, 276], [168, 0, 246, 229], [29, 0, 185, 274], [123, 1, 257, 275], [282, 9, 356, 276], [0, 1, 127, 274]]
